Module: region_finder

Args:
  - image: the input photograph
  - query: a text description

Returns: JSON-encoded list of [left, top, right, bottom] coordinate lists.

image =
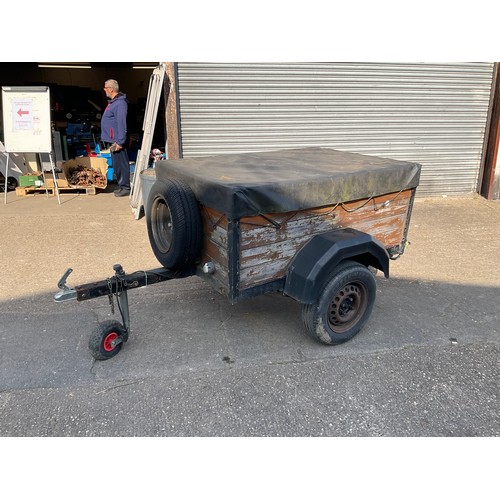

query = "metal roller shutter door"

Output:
[[176, 63, 495, 196]]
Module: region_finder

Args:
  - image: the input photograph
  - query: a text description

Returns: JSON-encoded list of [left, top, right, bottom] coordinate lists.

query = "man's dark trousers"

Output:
[[112, 148, 130, 190]]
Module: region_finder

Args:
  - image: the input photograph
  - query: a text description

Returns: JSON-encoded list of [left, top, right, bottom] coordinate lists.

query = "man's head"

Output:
[[104, 79, 119, 99]]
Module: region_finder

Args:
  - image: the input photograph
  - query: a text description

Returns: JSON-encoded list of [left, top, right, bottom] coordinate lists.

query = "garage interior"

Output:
[[0, 62, 166, 165], [1, 62, 499, 200]]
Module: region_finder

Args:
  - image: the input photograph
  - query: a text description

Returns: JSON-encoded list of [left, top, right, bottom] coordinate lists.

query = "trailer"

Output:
[[55, 147, 421, 360]]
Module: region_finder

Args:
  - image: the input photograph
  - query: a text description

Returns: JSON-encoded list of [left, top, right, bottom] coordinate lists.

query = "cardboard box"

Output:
[[62, 157, 108, 189], [45, 174, 70, 188]]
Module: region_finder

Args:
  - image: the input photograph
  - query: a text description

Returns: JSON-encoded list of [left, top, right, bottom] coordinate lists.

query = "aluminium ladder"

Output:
[[129, 63, 166, 219]]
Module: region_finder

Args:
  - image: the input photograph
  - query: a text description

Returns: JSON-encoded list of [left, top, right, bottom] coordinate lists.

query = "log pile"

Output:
[[65, 164, 107, 188]]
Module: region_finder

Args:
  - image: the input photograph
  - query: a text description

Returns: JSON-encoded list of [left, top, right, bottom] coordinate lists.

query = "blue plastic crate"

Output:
[[99, 153, 112, 167]]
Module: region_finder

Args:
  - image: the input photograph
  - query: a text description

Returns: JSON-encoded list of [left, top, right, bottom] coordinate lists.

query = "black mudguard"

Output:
[[284, 228, 389, 304]]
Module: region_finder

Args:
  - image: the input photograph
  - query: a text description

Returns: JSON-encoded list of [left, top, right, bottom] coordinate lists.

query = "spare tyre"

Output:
[[146, 178, 202, 269]]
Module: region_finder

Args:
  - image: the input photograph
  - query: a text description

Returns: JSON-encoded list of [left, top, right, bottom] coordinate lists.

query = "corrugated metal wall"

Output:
[[176, 63, 495, 196]]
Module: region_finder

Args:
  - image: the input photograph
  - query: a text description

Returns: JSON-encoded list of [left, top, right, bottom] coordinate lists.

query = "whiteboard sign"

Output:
[[2, 86, 52, 153]]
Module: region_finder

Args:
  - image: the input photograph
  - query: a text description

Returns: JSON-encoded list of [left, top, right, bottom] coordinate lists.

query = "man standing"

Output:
[[101, 79, 130, 197]]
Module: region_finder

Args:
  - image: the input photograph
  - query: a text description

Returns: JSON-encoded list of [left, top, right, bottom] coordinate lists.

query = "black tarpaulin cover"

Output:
[[155, 147, 421, 219]]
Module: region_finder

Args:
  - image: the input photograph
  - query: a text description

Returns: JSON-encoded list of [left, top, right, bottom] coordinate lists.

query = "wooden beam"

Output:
[[481, 63, 500, 200], [164, 62, 182, 159]]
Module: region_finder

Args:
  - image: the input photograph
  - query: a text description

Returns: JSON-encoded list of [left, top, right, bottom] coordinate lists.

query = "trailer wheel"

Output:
[[88, 320, 127, 360], [301, 260, 376, 345], [146, 179, 202, 270]]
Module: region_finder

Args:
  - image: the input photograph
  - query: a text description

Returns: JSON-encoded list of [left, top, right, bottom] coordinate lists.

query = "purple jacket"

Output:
[[101, 93, 128, 146]]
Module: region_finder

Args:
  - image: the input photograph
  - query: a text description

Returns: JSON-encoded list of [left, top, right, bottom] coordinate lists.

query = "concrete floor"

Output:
[[0, 187, 499, 437]]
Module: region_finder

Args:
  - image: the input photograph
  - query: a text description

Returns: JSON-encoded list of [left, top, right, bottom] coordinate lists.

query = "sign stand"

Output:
[[1, 86, 61, 204], [38, 151, 61, 204], [3, 150, 10, 204]]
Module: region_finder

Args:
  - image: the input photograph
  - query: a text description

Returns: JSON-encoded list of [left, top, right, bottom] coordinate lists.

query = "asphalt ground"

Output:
[[0, 185, 498, 497]]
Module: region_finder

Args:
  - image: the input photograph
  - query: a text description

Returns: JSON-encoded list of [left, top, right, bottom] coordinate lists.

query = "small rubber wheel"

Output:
[[88, 320, 127, 360], [301, 260, 377, 345], [146, 178, 202, 269]]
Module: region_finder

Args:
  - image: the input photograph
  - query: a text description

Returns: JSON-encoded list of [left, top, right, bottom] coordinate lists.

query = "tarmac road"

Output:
[[0, 188, 499, 438]]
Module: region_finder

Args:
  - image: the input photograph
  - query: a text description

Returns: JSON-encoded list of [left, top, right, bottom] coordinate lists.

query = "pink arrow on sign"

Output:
[[17, 109, 29, 117]]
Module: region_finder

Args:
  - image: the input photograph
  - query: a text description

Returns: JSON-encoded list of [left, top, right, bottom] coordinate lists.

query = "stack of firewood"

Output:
[[66, 164, 107, 188]]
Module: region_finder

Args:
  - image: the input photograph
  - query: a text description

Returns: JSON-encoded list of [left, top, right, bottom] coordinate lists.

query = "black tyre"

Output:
[[88, 320, 127, 360], [174, 178, 203, 264], [301, 260, 377, 345], [146, 179, 202, 270], [7, 177, 18, 191], [0, 176, 17, 192]]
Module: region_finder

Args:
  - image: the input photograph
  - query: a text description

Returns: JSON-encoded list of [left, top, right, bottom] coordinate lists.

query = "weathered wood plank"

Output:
[[239, 191, 414, 288], [201, 238, 228, 266], [238, 213, 407, 289], [201, 206, 230, 230], [239, 256, 293, 289], [201, 218, 229, 249], [240, 210, 407, 261], [238, 190, 412, 227], [239, 190, 412, 250], [198, 207, 230, 294], [198, 189, 415, 291]]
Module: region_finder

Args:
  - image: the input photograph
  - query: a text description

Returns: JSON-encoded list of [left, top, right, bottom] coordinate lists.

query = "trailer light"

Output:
[[203, 262, 215, 274]]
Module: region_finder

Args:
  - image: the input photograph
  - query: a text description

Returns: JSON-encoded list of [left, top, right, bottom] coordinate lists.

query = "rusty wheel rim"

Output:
[[327, 282, 368, 334]]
